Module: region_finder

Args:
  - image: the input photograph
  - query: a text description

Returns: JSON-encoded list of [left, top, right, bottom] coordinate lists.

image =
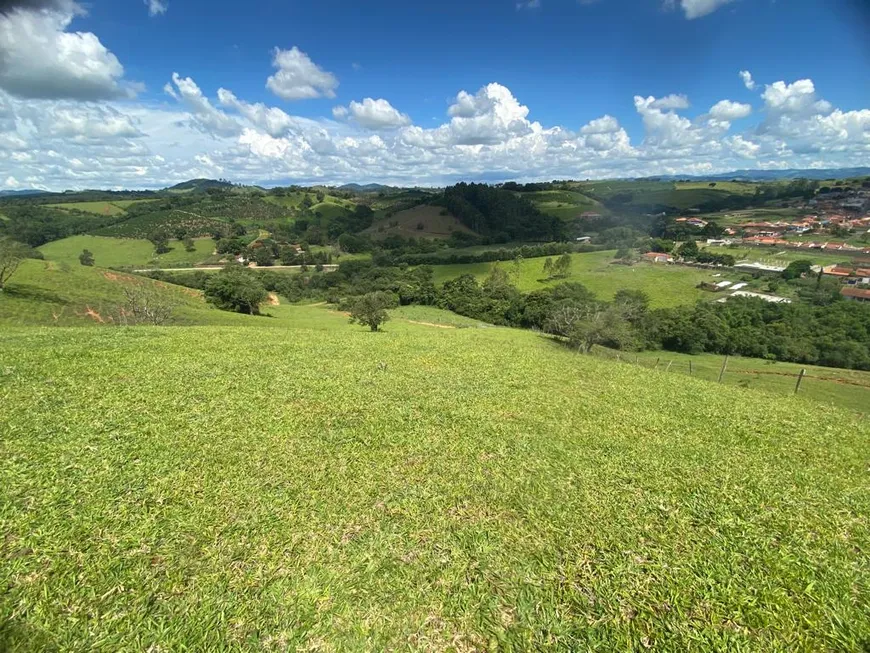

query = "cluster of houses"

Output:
[[675, 217, 708, 228], [819, 264, 870, 303], [723, 212, 870, 248]]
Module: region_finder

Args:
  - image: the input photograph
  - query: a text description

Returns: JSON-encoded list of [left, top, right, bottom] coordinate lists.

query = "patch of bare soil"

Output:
[[406, 320, 455, 329]]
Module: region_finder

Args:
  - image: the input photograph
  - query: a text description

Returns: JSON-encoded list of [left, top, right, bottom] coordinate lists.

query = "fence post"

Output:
[[718, 355, 729, 383], [794, 368, 806, 395], [654, 357, 660, 369], [689, 360, 693, 376]]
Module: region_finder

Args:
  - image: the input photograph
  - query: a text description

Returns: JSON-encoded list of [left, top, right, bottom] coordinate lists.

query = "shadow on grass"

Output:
[[2, 284, 66, 305], [0, 617, 59, 652]]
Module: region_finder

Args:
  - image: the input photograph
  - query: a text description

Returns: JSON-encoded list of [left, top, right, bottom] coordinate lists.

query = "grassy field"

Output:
[[0, 259, 250, 327], [712, 245, 865, 267], [1, 309, 868, 650], [45, 199, 156, 216], [521, 190, 606, 220], [429, 251, 738, 307], [366, 205, 474, 239], [595, 347, 870, 415], [39, 235, 215, 268]]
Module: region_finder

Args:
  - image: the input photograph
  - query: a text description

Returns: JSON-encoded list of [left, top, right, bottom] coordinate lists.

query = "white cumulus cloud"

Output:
[[266, 47, 338, 101], [338, 98, 411, 130], [0, 2, 141, 100], [709, 100, 752, 121]]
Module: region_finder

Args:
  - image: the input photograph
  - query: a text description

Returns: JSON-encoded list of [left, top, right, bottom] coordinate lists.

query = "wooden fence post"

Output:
[[794, 368, 806, 395], [689, 360, 693, 376], [718, 355, 729, 383], [654, 357, 660, 369]]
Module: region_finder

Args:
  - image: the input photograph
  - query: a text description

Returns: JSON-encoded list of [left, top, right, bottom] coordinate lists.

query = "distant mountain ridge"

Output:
[[337, 183, 395, 193], [0, 189, 47, 197], [166, 178, 234, 192], [639, 168, 870, 182]]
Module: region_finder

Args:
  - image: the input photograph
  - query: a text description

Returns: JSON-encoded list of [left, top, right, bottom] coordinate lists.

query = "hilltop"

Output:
[[166, 178, 235, 192]]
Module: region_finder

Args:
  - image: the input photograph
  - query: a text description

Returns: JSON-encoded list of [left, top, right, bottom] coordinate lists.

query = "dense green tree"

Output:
[[79, 249, 95, 266], [183, 237, 196, 252], [546, 303, 632, 353], [349, 291, 396, 331], [251, 247, 275, 267], [148, 230, 171, 254], [204, 266, 268, 315], [677, 239, 699, 259]]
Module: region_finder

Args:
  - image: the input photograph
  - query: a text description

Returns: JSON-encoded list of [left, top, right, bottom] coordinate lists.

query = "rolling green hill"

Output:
[[521, 189, 607, 220], [1, 311, 868, 650], [90, 210, 230, 239], [45, 199, 158, 216], [0, 259, 248, 327], [39, 235, 215, 269], [366, 204, 474, 239]]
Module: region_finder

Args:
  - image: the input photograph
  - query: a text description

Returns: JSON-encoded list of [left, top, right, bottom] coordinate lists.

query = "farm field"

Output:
[[39, 235, 216, 269], [90, 210, 230, 239], [520, 190, 605, 220], [595, 347, 870, 414], [428, 251, 737, 307], [366, 204, 474, 239], [45, 199, 157, 216], [713, 245, 865, 267], [1, 314, 868, 650]]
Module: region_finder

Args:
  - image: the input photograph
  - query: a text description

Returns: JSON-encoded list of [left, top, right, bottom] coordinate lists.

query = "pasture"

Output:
[[520, 190, 606, 220], [39, 235, 216, 269], [0, 259, 251, 327], [366, 204, 474, 239], [595, 347, 870, 415], [1, 312, 868, 650], [45, 199, 156, 216], [428, 251, 737, 307]]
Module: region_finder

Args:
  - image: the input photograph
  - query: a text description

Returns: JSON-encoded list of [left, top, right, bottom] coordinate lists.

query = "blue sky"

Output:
[[1, 0, 869, 189]]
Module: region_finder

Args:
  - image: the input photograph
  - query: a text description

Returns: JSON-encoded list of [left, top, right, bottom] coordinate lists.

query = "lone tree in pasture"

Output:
[[0, 238, 29, 291], [542, 257, 553, 277], [149, 229, 171, 255], [79, 249, 95, 266], [121, 285, 175, 325], [204, 265, 268, 315], [183, 237, 196, 252], [349, 291, 396, 332], [551, 253, 572, 278]]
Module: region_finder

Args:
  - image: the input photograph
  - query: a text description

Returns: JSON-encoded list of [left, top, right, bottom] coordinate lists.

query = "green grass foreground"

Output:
[[1, 317, 868, 651]]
